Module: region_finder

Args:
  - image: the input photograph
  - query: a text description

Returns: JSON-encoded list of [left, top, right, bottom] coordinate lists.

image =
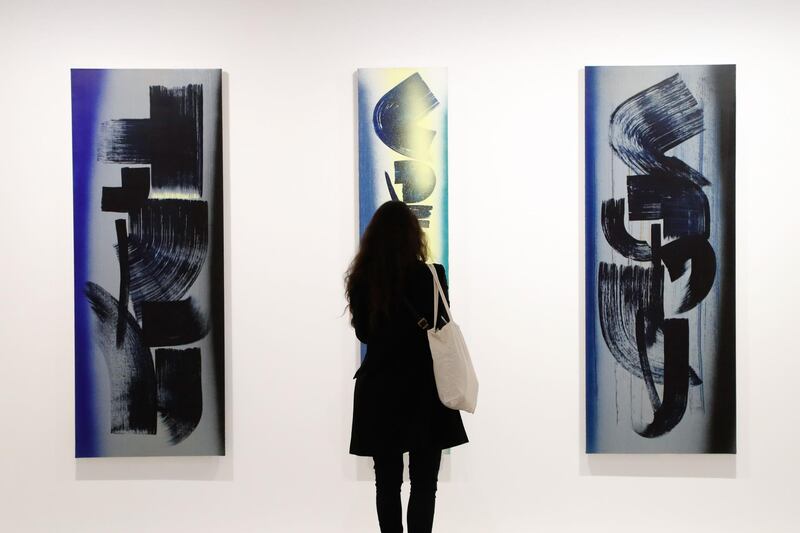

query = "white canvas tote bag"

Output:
[[426, 264, 478, 413]]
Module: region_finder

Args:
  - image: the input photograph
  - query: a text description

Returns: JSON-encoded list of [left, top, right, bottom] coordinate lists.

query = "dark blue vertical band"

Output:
[[72, 68, 106, 458], [584, 67, 599, 453]]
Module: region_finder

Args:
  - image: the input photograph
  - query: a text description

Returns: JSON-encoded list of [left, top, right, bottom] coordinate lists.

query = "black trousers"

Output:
[[372, 449, 442, 533]]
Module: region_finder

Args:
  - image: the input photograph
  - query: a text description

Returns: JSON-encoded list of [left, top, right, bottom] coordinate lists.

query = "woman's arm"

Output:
[[351, 287, 370, 343]]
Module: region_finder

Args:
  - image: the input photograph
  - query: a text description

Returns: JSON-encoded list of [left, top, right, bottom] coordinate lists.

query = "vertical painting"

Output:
[[585, 65, 735, 453], [72, 69, 224, 457], [357, 68, 448, 271]]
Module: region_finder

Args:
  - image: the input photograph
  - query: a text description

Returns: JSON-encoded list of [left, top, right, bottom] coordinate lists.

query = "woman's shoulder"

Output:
[[409, 260, 443, 275], [408, 261, 446, 286]]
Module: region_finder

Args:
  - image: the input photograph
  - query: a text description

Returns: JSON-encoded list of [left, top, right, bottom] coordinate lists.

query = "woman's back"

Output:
[[349, 260, 468, 456]]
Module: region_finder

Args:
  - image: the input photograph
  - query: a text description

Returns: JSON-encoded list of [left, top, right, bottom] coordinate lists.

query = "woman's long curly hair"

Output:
[[345, 201, 429, 332]]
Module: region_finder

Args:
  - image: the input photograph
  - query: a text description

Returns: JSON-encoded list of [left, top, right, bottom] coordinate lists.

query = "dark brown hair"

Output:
[[345, 201, 429, 332]]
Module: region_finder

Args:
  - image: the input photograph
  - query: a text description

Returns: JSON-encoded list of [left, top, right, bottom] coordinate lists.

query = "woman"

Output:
[[345, 200, 468, 533]]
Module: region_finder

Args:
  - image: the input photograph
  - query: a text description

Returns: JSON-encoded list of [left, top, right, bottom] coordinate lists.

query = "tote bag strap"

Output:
[[427, 264, 452, 326]]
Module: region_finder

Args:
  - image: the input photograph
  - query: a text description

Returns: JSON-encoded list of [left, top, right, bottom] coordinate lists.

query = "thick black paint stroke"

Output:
[[610, 74, 708, 187], [156, 348, 202, 445], [97, 119, 151, 164], [600, 198, 651, 261], [97, 84, 204, 194], [102, 167, 150, 213], [114, 219, 130, 348], [384, 172, 431, 227], [635, 309, 661, 410], [407, 204, 432, 220], [373, 73, 439, 159], [149, 85, 203, 194], [598, 263, 702, 386], [598, 263, 663, 378], [127, 199, 208, 319], [661, 236, 717, 314], [638, 319, 691, 438], [84, 282, 156, 434], [627, 173, 710, 238], [142, 299, 209, 347], [384, 171, 400, 201], [394, 160, 436, 203]]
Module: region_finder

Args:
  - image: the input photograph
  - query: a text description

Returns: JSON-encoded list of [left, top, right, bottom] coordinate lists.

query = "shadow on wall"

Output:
[[582, 454, 736, 479]]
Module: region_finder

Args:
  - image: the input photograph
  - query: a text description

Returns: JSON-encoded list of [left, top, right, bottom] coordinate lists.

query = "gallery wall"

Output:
[[1, 0, 799, 531]]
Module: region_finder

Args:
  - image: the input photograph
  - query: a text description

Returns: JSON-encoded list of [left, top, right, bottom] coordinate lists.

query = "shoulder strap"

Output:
[[403, 297, 430, 330], [427, 264, 452, 325]]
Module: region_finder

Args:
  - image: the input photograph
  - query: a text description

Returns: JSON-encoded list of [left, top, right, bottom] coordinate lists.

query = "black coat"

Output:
[[349, 261, 468, 457]]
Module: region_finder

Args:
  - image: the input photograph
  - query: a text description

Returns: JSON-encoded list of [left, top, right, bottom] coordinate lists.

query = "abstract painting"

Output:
[[357, 68, 448, 271], [72, 69, 224, 457], [585, 65, 735, 453]]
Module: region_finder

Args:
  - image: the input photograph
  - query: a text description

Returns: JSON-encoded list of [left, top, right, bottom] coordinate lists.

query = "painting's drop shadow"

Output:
[[582, 453, 736, 479], [76, 455, 229, 481]]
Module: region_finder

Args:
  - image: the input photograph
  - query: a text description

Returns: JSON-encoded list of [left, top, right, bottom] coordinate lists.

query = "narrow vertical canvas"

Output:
[[585, 65, 736, 453], [357, 68, 448, 271], [72, 69, 224, 457]]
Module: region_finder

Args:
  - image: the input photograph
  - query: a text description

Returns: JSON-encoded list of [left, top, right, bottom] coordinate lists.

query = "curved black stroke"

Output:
[[637, 319, 691, 438], [85, 282, 156, 434], [610, 74, 708, 187], [661, 236, 717, 314], [127, 199, 208, 319], [156, 348, 202, 445], [600, 198, 651, 261], [373, 73, 439, 159], [394, 160, 436, 203], [598, 263, 702, 386]]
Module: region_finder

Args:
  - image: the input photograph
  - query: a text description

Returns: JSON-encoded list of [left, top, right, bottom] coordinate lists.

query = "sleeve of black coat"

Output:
[[350, 287, 370, 343]]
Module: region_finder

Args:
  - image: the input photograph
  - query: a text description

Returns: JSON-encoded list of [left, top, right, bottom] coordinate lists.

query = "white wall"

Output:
[[1, 0, 799, 531]]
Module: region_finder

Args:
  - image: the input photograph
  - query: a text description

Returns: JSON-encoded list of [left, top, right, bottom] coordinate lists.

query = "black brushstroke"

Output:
[[610, 74, 708, 187], [635, 309, 661, 410], [661, 236, 717, 313], [597, 263, 702, 385], [97, 119, 151, 164], [394, 160, 436, 203], [142, 299, 209, 347], [149, 85, 203, 194], [97, 84, 204, 194], [627, 173, 710, 238], [373, 73, 439, 159], [650, 223, 661, 264], [156, 348, 202, 445], [84, 282, 156, 434], [600, 198, 651, 261], [384, 171, 400, 201], [407, 204, 432, 220], [127, 199, 208, 319], [115, 219, 130, 348], [101, 167, 150, 213], [638, 319, 691, 438]]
